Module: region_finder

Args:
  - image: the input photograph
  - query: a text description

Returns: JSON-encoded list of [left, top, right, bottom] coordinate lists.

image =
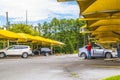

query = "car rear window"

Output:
[[41, 48, 50, 51]]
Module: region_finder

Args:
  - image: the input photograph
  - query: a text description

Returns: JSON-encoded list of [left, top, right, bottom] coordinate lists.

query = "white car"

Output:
[[0, 45, 33, 58], [78, 44, 118, 59]]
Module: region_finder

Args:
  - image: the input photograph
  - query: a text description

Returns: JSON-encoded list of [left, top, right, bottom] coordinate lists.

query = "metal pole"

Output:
[[6, 12, 9, 29], [84, 34, 86, 46], [7, 40, 9, 47], [26, 10, 28, 24]]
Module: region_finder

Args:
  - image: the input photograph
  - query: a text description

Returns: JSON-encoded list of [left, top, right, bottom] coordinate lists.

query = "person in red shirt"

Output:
[[86, 42, 92, 59]]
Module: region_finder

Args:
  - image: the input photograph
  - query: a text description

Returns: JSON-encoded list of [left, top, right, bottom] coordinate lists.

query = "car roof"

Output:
[[12, 45, 29, 47]]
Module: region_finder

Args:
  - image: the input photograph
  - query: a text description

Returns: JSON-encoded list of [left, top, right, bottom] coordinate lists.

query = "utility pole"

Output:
[[26, 10, 28, 25], [6, 12, 9, 29], [6, 12, 10, 47]]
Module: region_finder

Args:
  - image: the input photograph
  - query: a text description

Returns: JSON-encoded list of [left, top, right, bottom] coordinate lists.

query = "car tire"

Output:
[[0, 52, 6, 58], [80, 53, 87, 59], [44, 53, 49, 56], [22, 52, 28, 58], [105, 52, 112, 58]]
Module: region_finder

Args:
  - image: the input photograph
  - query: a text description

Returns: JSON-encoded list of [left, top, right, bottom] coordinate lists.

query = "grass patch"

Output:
[[71, 72, 79, 78], [103, 75, 120, 80]]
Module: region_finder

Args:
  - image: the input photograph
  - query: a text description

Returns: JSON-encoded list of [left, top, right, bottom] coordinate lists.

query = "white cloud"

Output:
[[0, 0, 79, 23]]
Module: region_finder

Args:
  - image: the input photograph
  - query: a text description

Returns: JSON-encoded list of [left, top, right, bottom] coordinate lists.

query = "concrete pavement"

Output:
[[0, 54, 120, 80]]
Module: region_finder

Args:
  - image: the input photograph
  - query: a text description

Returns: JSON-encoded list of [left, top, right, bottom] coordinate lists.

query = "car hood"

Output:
[[105, 49, 117, 53]]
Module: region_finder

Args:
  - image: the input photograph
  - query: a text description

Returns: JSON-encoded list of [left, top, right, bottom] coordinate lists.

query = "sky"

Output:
[[0, 0, 79, 26]]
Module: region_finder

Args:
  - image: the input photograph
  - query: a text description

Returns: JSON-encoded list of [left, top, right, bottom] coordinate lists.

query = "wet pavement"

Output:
[[0, 54, 120, 80]]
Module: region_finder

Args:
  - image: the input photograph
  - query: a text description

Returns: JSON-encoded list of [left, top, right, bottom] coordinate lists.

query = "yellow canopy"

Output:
[[90, 19, 120, 27], [18, 33, 51, 43], [93, 25, 120, 32], [77, 0, 120, 43], [81, 24, 87, 28], [78, 0, 120, 26], [0, 29, 24, 39], [94, 32, 120, 39], [77, 0, 96, 14], [97, 37, 120, 43], [18, 33, 64, 45], [34, 36, 47, 42], [82, 0, 120, 15], [58, 0, 120, 43], [17, 33, 36, 41], [50, 40, 65, 46]]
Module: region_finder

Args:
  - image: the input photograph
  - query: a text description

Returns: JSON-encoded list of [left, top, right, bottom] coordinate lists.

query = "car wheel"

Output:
[[105, 53, 112, 58], [22, 52, 28, 58], [44, 53, 49, 56], [80, 53, 87, 59], [0, 52, 6, 58]]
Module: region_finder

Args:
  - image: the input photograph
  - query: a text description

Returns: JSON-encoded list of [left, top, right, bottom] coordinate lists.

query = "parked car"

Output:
[[78, 43, 117, 59], [0, 45, 33, 58], [33, 48, 52, 56]]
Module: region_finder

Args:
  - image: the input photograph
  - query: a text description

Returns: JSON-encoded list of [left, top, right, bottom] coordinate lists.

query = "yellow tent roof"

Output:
[[94, 33, 120, 39], [34, 36, 47, 42], [0, 29, 24, 39], [18, 33, 49, 43], [77, 0, 96, 14], [78, 0, 120, 26], [55, 0, 120, 43], [97, 37, 120, 43], [18, 33, 64, 45], [94, 25, 120, 32], [76, 0, 120, 43], [17, 33, 36, 41], [49, 40, 65, 45], [81, 24, 87, 28], [82, 0, 120, 15], [98, 40, 118, 43], [90, 19, 120, 27], [99, 37, 119, 41]]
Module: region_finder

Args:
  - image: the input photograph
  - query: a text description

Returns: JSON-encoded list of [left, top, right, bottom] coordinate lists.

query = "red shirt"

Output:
[[86, 44, 91, 51]]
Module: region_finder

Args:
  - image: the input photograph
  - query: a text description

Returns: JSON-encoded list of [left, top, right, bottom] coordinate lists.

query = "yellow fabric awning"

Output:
[[76, 0, 120, 43], [34, 36, 47, 42], [0, 29, 24, 39], [81, 24, 87, 28], [93, 25, 120, 32], [18, 33, 64, 45], [90, 19, 120, 27], [78, 0, 120, 26], [17, 33, 36, 41], [77, 0, 96, 14], [97, 37, 119, 43], [93, 32, 120, 39], [82, 0, 120, 15]]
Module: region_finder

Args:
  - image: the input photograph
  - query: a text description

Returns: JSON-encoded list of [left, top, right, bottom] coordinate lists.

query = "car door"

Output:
[[6, 46, 21, 55], [6, 46, 15, 55], [93, 44, 104, 57]]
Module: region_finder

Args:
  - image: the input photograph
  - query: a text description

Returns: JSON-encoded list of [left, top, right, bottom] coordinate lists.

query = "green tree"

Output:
[[35, 18, 86, 54], [9, 23, 40, 36]]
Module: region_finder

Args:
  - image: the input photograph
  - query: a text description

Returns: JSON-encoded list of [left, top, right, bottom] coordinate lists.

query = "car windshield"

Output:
[[7, 46, 14, 50], [1, 46, 13, 50]]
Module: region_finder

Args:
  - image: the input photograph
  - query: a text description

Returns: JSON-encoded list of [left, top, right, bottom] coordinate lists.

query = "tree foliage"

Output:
[[2, 18, 86, 54], [37, 18, 86, 54], [9, 24, 40, 36]]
